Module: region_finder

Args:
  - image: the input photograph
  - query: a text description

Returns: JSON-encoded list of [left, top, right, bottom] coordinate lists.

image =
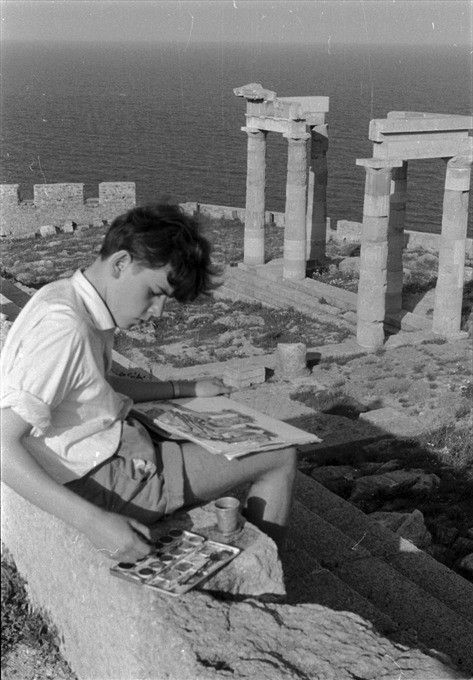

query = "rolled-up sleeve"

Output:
[[1, 314, 86, 434]]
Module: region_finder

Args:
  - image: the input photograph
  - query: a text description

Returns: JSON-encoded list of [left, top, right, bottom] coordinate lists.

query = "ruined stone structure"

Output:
[[0, 182, 136, 238], [234, 83, 329, 279], [356, 112, 473, 349]]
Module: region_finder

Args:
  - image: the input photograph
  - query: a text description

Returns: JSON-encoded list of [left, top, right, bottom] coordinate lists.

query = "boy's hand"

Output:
[[194, 378, 232, 398], [87, 511, 153, 563]]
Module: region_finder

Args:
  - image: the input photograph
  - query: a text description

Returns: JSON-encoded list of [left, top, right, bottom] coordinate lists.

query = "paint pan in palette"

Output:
[[110, 530, 240, 596]]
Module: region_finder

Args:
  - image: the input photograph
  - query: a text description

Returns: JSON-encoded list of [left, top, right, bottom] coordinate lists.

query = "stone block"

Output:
[[362, 216, 389, 241], [273, 211, 285, 227], [335, 220, 362, 243], [356, 321, 385, 350], [179, 201, 198, 216], [0, 183, 20, 205], [350, 468, 440, 502], [362, 194, 390, 218], [99, 182, 136, 206], [61, 220, 76, 233], [39, 224, 57, 237], [223, 364, 266, 388], [359, 241, 388, 268], [368, 509, 432, 549], [359, 407, 424, 437]]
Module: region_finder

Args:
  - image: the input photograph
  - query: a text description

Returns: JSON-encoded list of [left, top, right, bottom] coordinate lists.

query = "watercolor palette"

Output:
[[110, 529, 240, 596]]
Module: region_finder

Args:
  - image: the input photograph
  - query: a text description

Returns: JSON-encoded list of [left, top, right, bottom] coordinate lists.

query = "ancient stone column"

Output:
[[355, 159, 400, 349], [306, 125, 328, 266], [243, 127, 267, 266], [432, 155, 472, 337], [284, 133, 310, 280], [386, 161, 408, 324]]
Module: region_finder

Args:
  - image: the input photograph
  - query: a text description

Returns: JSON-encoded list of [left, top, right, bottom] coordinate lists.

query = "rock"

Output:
[[61, 220, 76, 233], [310, 465, 358, 495], [350, 469, 440, 502], [430, 522, 459, 547], [335, 220, 362, 243], [356, 459, 401, 475], [39, 224, 57, 237], [452, 537, 473, 556], [46, 239, 62, 248], [161, 503, 286, 597], [338, 256, 360, 275], [368, 509, 432, 548], [458, 553, 473, 576]]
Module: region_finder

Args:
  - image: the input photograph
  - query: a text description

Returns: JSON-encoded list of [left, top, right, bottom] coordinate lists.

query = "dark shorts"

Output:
[[65, 428, 185, 526]]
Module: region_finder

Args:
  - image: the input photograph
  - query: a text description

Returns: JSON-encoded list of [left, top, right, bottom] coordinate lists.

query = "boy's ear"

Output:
[[110, 251, 132, 277]]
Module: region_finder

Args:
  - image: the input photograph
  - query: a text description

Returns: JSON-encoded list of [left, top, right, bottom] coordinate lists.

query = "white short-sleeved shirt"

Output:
[[0, 270, 135, 483]]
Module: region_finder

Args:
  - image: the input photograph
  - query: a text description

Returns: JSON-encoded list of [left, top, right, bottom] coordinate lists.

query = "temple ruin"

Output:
[[234, 83, 329, 278], [356, 112, 472, 348], [234, 89, 472, 347]]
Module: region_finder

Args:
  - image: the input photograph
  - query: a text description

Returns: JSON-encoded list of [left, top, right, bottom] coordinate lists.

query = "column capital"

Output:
[[241, 126, 266, 136], [445, 154, 472, 191], [356, 158, 404, 169], [447, 153, 473, 168], [283, 132, 311, 142]]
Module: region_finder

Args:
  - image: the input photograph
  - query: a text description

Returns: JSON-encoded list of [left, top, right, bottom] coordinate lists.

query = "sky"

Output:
[[0, 0, 472, 47]]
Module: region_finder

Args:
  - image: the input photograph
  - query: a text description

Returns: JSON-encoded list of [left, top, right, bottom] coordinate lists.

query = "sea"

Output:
[[1, 41, 472, 235]]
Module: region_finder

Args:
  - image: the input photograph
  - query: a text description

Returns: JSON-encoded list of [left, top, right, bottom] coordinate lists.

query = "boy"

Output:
[[1, 204, 297, 564]]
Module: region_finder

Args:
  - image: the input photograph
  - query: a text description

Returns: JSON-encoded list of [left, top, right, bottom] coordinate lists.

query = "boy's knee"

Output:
[[273, 446, 298, 474]]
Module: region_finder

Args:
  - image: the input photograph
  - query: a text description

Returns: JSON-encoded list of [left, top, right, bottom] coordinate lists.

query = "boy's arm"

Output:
[[108, 374, 231, 402], [1, 408, 152, 563]]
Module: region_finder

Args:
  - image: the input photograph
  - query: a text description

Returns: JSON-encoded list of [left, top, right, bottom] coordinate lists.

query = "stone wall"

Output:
[[3, 186, 471, 260], [0, 182, 136, 238], [336, 219, 473, 258]]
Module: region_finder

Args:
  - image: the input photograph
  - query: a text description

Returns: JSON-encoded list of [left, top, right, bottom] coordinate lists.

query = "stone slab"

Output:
[[359, 406, 425, 437], [3, 482, 462, 679]]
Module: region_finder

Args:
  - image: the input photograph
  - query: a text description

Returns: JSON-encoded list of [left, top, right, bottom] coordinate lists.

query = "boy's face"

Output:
[[108, 254, 174, 329]]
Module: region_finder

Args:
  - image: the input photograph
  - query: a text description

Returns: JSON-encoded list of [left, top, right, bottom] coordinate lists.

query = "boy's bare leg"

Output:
[[180, 443, 297, 549]]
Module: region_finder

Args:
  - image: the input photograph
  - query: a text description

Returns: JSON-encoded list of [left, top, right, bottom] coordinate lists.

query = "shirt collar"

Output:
[[71, 270, 115, 331]]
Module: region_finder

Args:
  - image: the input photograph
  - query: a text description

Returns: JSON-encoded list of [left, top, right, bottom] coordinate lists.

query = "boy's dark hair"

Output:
[[100, 203, 218, 302]]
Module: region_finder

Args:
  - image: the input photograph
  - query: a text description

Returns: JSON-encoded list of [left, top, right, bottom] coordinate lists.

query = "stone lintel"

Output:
[[372, 137, 472, 161], [369, 114, 473, 141], [356, 158, 403, 169], [278, 95, 330, 113]]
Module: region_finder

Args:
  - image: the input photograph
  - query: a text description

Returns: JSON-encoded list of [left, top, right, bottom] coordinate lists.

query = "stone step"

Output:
[[289, 474, 473, 672], [295, 472, 473, 623], [283, 535, 399, 636], [217, 268, 355, 330]]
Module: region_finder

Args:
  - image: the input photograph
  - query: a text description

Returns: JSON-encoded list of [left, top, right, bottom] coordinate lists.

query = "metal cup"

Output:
[[214, 496, 240, 535]]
